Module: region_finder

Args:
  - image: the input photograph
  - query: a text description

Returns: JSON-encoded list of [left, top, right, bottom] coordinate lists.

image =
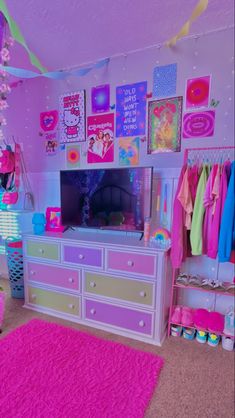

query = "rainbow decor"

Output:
[[153, 228, 171, 241]]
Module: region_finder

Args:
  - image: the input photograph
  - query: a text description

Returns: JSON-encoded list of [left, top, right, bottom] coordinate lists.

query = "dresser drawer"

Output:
[[85, 298, 153, 336], [26, 240, 60, 261], [107, 250, 156, 277], [28, 286, 80, 316], [27, 262, 80, 291], [85, 272, 154, 307], [63, 245, 103, 268]]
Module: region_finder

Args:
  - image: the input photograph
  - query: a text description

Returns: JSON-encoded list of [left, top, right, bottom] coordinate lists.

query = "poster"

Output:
[[59, 90, 86, 143], [148, 97, 183, 153], [66, 144, 80, 168], [91, 84, 110, 113], [183, 110, 215, 138], [116, 81, 147, 137], [87, 113, 114, 163], [186, 76, 211, 108], [119, 137, 140, 166], [40, 110, 59, 156], [153, 63, 177, 98]]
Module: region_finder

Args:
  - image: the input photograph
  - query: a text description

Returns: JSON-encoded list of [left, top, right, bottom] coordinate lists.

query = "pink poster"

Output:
[[87, 113, 114, 163], [183, 110, 215, 138], [186, 76, 211, 108]]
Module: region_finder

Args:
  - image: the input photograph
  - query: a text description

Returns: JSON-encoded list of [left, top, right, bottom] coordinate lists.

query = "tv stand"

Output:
[[22, 231, 171, 346]]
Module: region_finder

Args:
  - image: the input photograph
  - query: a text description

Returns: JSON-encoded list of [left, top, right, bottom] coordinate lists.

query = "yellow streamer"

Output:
[[166, 0, 209, 47]]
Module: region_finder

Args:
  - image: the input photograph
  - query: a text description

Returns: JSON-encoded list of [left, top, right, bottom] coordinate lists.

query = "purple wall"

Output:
[[5, 27, 234, 173]]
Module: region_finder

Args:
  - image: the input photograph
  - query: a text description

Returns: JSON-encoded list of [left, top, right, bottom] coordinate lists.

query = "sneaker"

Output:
[[223, 307, 235, 337], [171, 305, 182, 324]]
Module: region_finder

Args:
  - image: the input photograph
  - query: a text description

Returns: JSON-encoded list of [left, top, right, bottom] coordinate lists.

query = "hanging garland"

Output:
[[0, 35, 14, 141]]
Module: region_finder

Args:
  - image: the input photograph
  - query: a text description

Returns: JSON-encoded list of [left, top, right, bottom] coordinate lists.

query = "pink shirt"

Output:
[[170, 165, 187, 269], [177, 167, 193, 230]]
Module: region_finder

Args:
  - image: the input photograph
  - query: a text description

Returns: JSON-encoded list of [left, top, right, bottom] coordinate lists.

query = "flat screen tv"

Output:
[[60, 167, 152, 232]]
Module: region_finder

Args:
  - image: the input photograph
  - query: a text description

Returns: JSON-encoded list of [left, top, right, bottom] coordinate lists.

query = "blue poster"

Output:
[[116, 81, 147, 137], [153, 63, 177, 98]]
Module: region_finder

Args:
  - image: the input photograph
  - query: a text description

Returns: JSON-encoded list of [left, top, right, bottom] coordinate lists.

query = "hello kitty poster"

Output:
[[59, 90, 86, 143]]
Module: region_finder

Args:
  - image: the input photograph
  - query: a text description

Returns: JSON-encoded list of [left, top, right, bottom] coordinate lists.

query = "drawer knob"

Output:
[[30, 270, 35, 276], [68, 277, 74, 283], [139, 291, 146, 298], [127, 260, 134, 267], [78, 254, 84, 260], [31, 294, 37, 300], [68, 303, 75, 309], [139, 320, 145, 327], [90, 308, 96, 315], [38, 248, 44, 254], [89, 281, 96, 288]]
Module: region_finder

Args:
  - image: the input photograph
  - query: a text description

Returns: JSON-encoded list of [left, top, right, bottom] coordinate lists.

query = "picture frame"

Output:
[[147, 96, 183, 154], [45, 207, 64, 232]]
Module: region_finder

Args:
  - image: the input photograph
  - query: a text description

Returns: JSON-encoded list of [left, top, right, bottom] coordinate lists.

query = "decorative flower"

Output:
[[0, 83, 11, 94], [4, 37, 14, 48], [0, 68, 7, 78], [0, 115, 7, 125], [0, 129, 4, 140], [0, 99, 8, 110], [0, 47, 10, 62]]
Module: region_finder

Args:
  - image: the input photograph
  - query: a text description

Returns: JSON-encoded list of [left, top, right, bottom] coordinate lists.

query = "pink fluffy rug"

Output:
[[0, 319, 164, 418]]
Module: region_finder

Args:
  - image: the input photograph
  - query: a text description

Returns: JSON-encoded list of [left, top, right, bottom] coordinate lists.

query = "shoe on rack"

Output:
[[171, 305, 182, 324], [181, 306, 194, 326]]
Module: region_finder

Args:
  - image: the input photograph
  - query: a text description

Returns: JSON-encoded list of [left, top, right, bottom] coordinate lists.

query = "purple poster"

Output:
[[91, 84, 110, 113], [183, 110, 215, 138], [116, 81, 147, 137]]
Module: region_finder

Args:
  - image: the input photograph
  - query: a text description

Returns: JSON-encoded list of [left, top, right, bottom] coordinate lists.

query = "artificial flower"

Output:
[[0, 83, 11, 94], [0, 99, 8, 110], [4, 37, 14, 48], [0, 115, 7, 126], [0, 48, 10, 62]]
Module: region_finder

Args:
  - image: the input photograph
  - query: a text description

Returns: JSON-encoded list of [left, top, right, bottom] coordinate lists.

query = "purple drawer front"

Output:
[[85, 299, 153, 335], [63, 245, 102, 268]]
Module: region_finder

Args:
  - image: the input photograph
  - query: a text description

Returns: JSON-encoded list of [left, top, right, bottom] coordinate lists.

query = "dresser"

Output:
[[23, 230, 171, 346]]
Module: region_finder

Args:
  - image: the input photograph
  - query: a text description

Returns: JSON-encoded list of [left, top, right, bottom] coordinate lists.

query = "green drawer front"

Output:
[[85, 272, 154, 306], [26, 241, 59, 261], [28, 286, 80, 316]]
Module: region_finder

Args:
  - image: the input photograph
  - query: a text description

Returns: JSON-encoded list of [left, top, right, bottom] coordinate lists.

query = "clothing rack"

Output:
[[168, 145, 235, 339], [183, 146, 235, 164]]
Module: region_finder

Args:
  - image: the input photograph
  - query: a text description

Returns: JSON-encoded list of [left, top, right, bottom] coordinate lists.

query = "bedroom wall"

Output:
[[1, 27, 235, 312]]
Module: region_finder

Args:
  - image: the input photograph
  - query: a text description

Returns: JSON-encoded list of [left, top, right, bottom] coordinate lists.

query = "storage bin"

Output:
[[6, 239, 24, 299]]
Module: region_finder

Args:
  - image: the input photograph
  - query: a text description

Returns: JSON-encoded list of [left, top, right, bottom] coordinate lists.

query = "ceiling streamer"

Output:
[[166, 0, 209, 47], [0, 0, 47, 73]]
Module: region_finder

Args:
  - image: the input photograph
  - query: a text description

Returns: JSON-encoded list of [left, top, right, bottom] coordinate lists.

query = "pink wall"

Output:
[[5, 27, 234, 174]]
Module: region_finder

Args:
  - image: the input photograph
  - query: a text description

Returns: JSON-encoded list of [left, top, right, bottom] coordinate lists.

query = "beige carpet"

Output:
[[0, 279, 234, 418]]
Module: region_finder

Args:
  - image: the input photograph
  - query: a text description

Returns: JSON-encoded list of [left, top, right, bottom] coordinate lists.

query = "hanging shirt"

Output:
[[203, 164, 218, 255], [177, 166, 193, 230], [188, 164, 200, 204], [218, 161, 235, 262], [207, 161, 231, 259], [190, 165, 209, 256], [170, 165, 187, 269]]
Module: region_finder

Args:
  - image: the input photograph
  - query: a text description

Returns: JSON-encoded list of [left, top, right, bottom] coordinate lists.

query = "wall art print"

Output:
[[59, 90, 86, 143], [40, 110, 58, 132], [186, 76, 211, 108], [183, 110, 215, 138], [66, 144, 80, 168], [91, 84, 110, 113], [87, 113, 114, 164], [116, 81, 147, 137], [148, 97, 183, 154], [119, 137, 140, 166], [153, 63, 177, 98]]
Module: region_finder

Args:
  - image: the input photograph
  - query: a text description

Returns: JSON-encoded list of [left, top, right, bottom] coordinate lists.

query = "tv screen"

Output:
[[60, 167, 152, 231]]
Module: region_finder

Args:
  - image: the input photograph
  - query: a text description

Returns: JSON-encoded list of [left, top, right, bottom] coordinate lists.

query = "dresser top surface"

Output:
[[23, 229, 170, 253]]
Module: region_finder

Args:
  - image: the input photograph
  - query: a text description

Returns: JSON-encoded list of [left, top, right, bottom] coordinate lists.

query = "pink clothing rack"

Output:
[[183, 146, 235, 164]]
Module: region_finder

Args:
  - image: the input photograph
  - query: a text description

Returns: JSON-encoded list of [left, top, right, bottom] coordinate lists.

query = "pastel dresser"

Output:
[[23, 230, 171, 345]]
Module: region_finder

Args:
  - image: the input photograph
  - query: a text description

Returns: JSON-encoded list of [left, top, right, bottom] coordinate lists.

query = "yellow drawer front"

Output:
[[28, 286, 80, 316], [26, 241, 60, 261], [85, 273, 154, 306]]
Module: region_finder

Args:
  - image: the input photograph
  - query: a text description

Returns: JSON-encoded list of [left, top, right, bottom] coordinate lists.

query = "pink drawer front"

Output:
[[85, 299, 153, 336], [63, 245, 103, 268], [107, 250, 156, 277], [27, 262, 80, 291]]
